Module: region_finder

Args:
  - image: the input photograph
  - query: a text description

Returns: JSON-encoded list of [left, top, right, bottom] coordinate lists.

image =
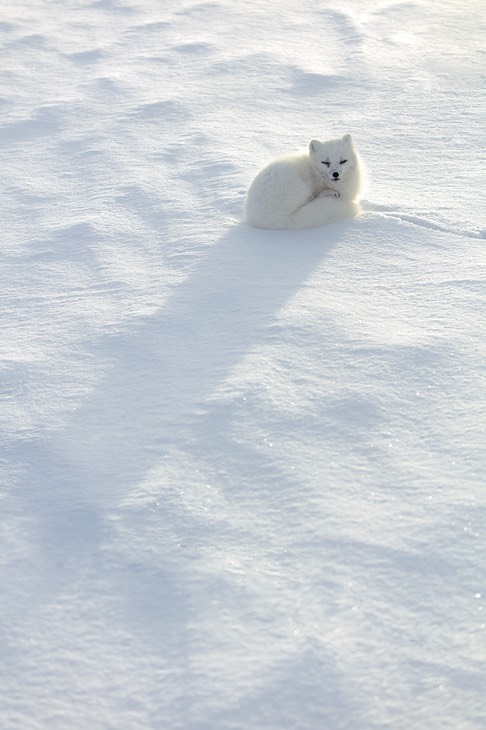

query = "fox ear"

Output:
[[342, 133, 352, 145], [309, 140, 321, 153]]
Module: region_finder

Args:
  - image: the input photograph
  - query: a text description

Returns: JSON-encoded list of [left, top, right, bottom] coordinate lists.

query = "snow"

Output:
[[1, 0, 485, 728]]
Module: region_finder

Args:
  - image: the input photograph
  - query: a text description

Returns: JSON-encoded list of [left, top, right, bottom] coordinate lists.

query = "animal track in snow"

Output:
[[362, 201, 484, 240]]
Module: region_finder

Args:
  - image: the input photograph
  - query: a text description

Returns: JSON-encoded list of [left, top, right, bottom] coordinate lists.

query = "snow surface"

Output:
[[1, 0, 485, 728]]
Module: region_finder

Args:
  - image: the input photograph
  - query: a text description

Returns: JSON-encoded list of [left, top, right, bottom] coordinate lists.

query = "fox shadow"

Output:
[[14, 218, 355, 638], [43, 220, 352, 501]]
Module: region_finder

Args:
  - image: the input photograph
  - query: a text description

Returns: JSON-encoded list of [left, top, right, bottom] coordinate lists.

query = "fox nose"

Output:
[[332, 172, 339, 179]]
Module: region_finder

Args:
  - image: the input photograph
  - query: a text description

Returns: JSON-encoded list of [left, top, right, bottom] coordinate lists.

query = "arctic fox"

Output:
[[245, 134, 362, 229]]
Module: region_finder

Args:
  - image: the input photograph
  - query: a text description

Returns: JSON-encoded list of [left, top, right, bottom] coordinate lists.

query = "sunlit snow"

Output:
[[1, 1, 485, 728]]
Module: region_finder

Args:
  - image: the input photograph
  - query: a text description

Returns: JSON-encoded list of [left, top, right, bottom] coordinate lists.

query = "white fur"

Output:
[[245, 134, 363, 229]]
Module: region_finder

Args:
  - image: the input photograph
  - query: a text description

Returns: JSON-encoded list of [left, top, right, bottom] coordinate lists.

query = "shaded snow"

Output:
[[1, 1, 485, 728]]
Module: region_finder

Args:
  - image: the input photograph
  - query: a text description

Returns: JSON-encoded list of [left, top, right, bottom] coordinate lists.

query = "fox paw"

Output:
[[319, 189, 340, 198]]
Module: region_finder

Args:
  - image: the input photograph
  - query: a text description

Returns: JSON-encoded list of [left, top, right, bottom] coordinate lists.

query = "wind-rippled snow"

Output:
[[1, 1, 485, 728]]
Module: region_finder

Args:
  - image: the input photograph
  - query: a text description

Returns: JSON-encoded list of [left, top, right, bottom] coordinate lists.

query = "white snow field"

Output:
[[1, 0, 485, 728]]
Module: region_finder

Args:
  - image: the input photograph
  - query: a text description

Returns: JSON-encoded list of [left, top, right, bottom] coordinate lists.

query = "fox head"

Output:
[[309, 134, 357, 183]]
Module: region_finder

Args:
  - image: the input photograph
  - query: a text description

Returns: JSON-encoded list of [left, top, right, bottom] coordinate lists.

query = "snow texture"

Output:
[[1, 1, 485, 728]]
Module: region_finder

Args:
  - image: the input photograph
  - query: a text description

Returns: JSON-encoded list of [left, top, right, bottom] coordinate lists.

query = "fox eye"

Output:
[[322, 161, 330, 167], [340, 159, 347, 164]]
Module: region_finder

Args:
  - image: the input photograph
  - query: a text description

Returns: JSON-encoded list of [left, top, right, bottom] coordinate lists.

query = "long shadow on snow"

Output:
[[17, 220, 350, 636], [46, 221, 348, 499]]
